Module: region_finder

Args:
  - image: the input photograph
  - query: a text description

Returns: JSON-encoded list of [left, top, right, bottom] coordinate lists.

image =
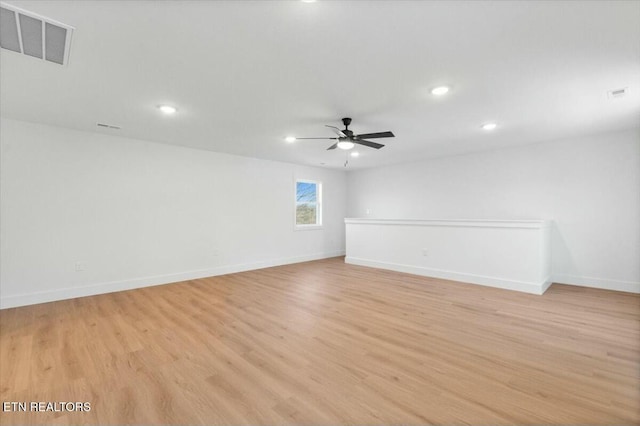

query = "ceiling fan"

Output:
[[295, 117, 395, 150]]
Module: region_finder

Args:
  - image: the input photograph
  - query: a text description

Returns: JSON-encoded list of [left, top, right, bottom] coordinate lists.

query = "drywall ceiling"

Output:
[[1, 1, 639, 169]]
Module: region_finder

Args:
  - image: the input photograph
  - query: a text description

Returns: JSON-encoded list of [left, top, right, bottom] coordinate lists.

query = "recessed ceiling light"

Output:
[[301, 0, 317, 3], [482, 122, 497, 131], [350, 152, 360, 157], [431, 86, 450, 96], [158, 105, 177, 115], [337, 141, 355, 150], [285, 136, 296, 143]]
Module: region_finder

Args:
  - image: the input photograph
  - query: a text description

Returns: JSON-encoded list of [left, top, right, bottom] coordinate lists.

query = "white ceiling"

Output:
[[1, 1, 639, 169]]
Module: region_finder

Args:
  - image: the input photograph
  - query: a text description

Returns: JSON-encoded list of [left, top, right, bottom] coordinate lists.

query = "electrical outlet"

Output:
[[75, 261, 85, 272], [422, 249, 428, 257]]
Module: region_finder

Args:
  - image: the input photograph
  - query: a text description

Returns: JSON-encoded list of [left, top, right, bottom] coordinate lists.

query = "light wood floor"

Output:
[[1, 257, 639, 425]]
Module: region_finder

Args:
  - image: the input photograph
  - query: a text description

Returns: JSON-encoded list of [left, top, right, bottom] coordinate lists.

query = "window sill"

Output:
[[294, 225, 324, 231]]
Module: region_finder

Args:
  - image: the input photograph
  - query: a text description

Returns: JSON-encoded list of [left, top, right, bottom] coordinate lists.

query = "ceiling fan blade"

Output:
[[325, 125, 347, 138], [295, 137, 339, 140], [355, 131, 395, 139], [354, 139, 385, 149], [327, 143, 338, 150]]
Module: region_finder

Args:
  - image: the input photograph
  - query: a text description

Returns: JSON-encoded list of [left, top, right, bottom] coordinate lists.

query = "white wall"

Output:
[[2, 119, 637, 309], [347, 128, 640, 293], [0, 119, 347, 308]]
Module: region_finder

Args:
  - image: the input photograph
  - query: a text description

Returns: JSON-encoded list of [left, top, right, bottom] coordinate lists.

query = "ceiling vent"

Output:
[[607, 87, 628, 99], [96, 123, 121, 130], [0, 2, 73, 65]]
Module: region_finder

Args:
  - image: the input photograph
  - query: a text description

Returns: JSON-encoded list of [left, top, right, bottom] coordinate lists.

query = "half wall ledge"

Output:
[[344, 218, 552, 295]]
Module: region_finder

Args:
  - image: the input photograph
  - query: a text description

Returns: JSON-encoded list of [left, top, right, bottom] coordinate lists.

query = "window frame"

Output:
[[294, 179, 323, 230]]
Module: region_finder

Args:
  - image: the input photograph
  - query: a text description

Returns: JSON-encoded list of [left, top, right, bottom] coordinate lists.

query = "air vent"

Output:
[[607, 87, 628, 99], [97, 123, 121, 130], [0, 2, 73, 65]]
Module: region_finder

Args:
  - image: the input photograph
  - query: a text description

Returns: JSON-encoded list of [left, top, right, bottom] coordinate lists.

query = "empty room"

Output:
[[1, 1, 639, 425]]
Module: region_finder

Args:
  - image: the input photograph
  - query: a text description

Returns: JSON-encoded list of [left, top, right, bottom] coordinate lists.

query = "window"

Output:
[[295, 180, 322, 228]]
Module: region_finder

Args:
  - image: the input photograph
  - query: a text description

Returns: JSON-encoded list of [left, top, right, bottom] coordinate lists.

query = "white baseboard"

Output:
[[540, 277, 553, 294], [552, 273, 640, 294], [345, 257, 550, 295], [0, 251, 346, 309]]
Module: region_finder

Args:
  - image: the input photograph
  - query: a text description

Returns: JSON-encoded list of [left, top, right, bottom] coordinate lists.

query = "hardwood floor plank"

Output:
[[1, 256, 638, 424]]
